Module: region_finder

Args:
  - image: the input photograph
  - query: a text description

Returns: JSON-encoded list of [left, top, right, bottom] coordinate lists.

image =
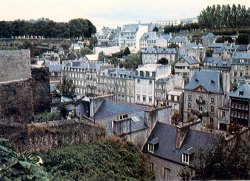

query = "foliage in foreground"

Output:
[[39, 137, 154, 181], [185, 135, 250, 180], [0, 138, 49, 180]]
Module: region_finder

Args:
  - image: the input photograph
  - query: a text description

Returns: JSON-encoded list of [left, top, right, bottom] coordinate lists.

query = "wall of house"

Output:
[[0, 78, 33, 125], [31, 66, 51, 114], [0, 49, 31, 82], [122, 128, 148, 149], [148, 154, 184, 181]]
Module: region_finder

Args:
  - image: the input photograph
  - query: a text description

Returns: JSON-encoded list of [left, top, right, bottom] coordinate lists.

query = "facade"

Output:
[[119, 24, 149, 50], [179, 43, 205, 61], [62, 59, 113, 96], [174, 56, 199, 84], [166, 89, 184, 114], [134, 64, 171, 106], [201, 33, 216, 47], [183, 69, 230, 129], [97, 68, 135, 103], [229, 83, 250, 127], [143, 122, 218, 181], [154, 75, 184, 107], [230, 52, 250, 85], [141, 47, 177, 64], [168, 36, 189, 47]]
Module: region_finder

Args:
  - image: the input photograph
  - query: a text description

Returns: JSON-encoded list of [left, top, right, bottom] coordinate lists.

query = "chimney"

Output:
[[175, 125, 189, 149]]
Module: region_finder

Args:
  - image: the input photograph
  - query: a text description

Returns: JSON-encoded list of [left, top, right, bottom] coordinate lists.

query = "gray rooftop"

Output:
[[181, 56, 199, 65], [230, 83, 250, 99], [185, 69, 223, 93], [141, 47, 177, 54], [201, 33, 215, 39], [94, 99, 148, 120], [143, 122, 218, 165]]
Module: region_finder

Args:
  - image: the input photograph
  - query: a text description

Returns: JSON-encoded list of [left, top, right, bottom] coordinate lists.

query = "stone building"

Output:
[[97, 68, 135, 103], [0, 50, 51, 125], [229, 82, 250, 127], [183, 69, 230, 130], [61, 59, 113, 96], [174, 56, 199, 84], [230, 52, 250, 85], [134, 64, 171, 106], [143, 122, 218, 180], [141, 47, 177, 64]]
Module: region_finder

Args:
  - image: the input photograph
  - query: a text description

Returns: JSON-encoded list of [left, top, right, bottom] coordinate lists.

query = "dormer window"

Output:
[[148, 137, 159, 153], [182, 147, 194, 165]]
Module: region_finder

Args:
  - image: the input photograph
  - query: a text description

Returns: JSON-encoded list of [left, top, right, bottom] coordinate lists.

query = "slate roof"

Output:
[[232, 52, 250, 59], [230, 83, 250, 99], [201, 33, 215, 39], [208, 43, 224, 48], [141, 47, 176, 54], [94, 99, 148, 120], [185, 69, 223, 93], [181, 56, 198, 65], [203, 57, 230, 67], [143, 122, 219, 165], [169, 36, 188, 43]]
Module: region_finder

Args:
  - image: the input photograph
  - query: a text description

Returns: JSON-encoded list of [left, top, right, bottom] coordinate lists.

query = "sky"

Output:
[[0, 0, 249, 31]]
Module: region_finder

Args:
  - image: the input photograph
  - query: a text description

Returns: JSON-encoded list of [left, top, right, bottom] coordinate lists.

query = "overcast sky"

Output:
[[0, 0, 249, 30]]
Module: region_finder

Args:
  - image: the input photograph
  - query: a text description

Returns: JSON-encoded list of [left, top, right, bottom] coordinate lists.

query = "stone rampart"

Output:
[[0, 49, 31, 82], [0, 78, 33, 124]]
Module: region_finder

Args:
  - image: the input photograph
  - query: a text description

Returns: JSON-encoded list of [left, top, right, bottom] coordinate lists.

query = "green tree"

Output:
[[189, 135, 250, 180], [152, 26, 159, 32], [124, 53, 142, 70], [80, 47, 92, 56], [123, 47, 131, 56], [57, 75, 76, 98], [157, 57, 169, 65], [0, 138, 49, 180], [69, 18, 96, 38], [236, 34, 250, 44]]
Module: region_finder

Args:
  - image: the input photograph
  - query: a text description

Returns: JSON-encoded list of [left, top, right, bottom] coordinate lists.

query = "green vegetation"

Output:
[[184, 135, 250, 180], [38, 137, 153, 180], [198, 4, 249, 28], [0, 18, 96, 38], [57, 75, 76, 98], [0, 138, 49, 180], [124, 53, 142, 70], [157, 57, 169, 65], [33, 112, 62, 123]]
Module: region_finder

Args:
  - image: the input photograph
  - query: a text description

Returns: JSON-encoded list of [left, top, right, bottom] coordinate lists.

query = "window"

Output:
[[137, 79, 140, 83], [149, 97, 152, 103], [143, 96, 146, 102], [188, 94, 191, 101], [211, 106, 214, 113], [163, 167, 171, 180], [149, 80, 152, 84], [211, 97, 214, 103], [148, 144, 154, 153], [199, 105, 203, 112], [188, 103, 191, 109], [182, 154, 189, 164], [137, 95, 140, 101], [149, 162, 154, 172]]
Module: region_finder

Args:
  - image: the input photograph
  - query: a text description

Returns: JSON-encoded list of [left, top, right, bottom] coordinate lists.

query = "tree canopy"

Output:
[[188, 135, 250, 180], [0, 18, 96, 38], [198, 4, 250, 28], [57, 75, 76, 98]]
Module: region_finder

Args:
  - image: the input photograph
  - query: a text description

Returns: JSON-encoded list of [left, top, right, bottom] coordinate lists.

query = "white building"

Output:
[[134, 64, 171, 106], [119, 24, 149, 50], [141, 47, 177, 64]]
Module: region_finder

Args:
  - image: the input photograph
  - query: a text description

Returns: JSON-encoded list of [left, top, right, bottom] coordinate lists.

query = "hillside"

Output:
[[38, 137, 154, 181]]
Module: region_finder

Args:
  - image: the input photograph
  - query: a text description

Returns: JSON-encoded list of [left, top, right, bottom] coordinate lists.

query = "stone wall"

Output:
[[3, 119, 105, 153], [0, 78, 33, 124], [0, 49, 31, 82], [31, 66, 51, 113]]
